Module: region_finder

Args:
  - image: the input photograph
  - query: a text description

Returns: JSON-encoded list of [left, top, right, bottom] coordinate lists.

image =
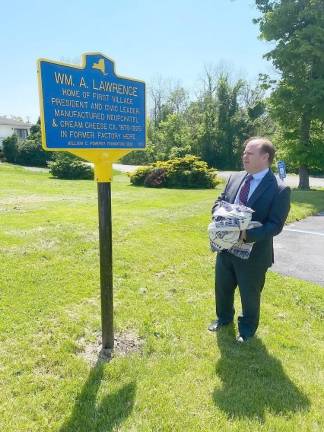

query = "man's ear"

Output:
[[263, 152, 269, 163]]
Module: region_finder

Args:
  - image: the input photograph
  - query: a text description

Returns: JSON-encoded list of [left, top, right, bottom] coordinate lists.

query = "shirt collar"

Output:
[[250, 167, 269, 181]]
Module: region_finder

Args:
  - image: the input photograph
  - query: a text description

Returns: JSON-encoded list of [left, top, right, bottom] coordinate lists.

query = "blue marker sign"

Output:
[[277, 160, 286, 180], [37, 53, 146, 149]]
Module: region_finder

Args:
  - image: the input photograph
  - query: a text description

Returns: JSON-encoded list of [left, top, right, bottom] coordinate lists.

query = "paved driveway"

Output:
[[218, 171, 324, 189], [271, 213, 324, 286], [113, 163, 140, 173]]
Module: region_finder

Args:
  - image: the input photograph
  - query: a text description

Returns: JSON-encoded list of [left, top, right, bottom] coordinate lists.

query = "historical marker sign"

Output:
[[38, 53, 145, 150], [37, 53, 146, 352]]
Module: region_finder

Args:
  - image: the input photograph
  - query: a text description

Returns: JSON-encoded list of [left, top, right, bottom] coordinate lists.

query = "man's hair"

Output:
[[244, 136, 276, 164]]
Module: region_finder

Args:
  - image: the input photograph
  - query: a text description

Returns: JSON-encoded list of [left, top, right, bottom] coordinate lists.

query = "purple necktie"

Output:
[[239, 174, 253, 205]]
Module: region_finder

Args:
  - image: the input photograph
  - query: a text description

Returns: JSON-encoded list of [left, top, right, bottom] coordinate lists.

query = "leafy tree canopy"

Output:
[[255, 0, 324, 188]]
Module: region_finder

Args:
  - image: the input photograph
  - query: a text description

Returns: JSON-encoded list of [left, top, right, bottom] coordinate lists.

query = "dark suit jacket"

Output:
[[212, 170, 291, 268]]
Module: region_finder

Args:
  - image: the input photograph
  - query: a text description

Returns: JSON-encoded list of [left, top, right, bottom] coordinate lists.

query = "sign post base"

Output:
[[97, 181, 113, 350]]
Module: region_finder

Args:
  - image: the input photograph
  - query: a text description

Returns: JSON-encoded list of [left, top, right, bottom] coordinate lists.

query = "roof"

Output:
[[0, 116, 32, 128]]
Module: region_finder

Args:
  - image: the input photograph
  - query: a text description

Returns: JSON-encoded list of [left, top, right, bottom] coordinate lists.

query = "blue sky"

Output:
[[0, 0, 275, 123]]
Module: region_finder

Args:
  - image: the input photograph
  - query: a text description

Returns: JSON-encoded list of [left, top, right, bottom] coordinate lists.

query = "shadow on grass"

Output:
[[60, 362, 136, 432], [213, 324, 310, 421]]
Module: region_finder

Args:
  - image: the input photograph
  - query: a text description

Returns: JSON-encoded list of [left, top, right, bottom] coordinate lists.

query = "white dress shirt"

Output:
[[234, 168, 269, 204]]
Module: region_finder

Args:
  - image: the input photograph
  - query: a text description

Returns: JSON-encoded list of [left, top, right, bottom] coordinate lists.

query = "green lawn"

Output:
[[0, 163, 323, 432]]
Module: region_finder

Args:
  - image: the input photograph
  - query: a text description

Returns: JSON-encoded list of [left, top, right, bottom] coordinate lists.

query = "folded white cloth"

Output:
[[208, 201, 262, 259]]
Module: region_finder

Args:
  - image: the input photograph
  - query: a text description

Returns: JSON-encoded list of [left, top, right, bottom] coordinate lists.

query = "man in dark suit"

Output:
[[208, 137, 291, 342]]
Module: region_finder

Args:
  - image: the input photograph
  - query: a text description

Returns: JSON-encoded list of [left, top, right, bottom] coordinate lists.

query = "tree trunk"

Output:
[[298, 114, 311, 190], [298, 165, 310, 190]]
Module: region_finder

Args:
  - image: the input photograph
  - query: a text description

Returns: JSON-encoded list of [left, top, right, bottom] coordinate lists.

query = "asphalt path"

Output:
[[217, 170, 324, 189], [270, 213, 324, 286]]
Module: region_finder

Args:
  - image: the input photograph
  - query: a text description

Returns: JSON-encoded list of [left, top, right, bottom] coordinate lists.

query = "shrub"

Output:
[[129, 155, 218, 189], [2, 129, 52, 167], [2, 135, 18, 163], [16, 139, 52, 167], [144, 168, 167, 187], [48, 153, 93, 180], [128, 166, 152, 186]]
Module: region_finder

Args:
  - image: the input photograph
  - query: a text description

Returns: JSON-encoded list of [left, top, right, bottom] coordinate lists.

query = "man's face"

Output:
[[242, 140, 269, 174]]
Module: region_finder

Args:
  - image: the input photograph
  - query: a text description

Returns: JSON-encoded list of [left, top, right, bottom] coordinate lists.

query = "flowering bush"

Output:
[[129, 155, 218, 189]]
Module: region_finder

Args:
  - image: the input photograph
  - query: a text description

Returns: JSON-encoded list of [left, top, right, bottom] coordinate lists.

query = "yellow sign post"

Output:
[[37, 53, 146, 350]]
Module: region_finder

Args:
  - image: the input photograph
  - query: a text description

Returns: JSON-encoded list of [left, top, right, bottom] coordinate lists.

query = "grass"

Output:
[[0, 162, 323, 432]]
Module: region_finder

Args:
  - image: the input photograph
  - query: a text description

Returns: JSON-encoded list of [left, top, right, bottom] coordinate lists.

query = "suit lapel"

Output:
[[247, 170, 274, 208]]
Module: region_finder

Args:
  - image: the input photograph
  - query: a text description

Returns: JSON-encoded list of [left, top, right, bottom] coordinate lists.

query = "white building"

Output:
[[0, 116, 32, 149]]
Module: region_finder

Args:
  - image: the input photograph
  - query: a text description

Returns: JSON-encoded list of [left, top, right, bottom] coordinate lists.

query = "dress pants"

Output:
[[215, 251, 267, 338]]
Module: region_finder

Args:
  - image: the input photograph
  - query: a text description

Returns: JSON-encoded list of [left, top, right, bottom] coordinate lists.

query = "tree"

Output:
[[255, 0, 324, 189], [164, 86, 188, 114], [124, 69, 269, 168], [216, 75, 245, 168], [153, 112, 192, 160], [149, 77, 168, 128], [148, 78, 187, 127], [186, 65, 226, 167], [144, 83, 191, 162], [193, 70, 266, 169]]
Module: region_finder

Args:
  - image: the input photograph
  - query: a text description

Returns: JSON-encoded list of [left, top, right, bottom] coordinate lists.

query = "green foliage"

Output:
[[29, 118, 41, 135], [48, 153, 93, 179], [248, 100, 266, 120], [127, 76, 268, 170], [2, 120, 52, 167], [169, 144, 192, 159], [16, 138, 51, 167], [129, 155, 218, 188], [255, 0, 324, 187], [119, 150, 150, 165], [127, 166, 152, 185], [153, 113, 193, 161], [119, 143, 156, 165], [155, 156, 218, 188], [2, 134, 18, 163], [215, 75, 245, 168], [17, 119, 52, 167], [273, 122, 324, 175], [119, 119, 156, 165]]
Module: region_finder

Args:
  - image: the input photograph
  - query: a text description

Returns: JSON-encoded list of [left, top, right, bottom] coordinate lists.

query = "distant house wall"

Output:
[[0, 124, 14, 139], [0, 120, 31, 149]]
